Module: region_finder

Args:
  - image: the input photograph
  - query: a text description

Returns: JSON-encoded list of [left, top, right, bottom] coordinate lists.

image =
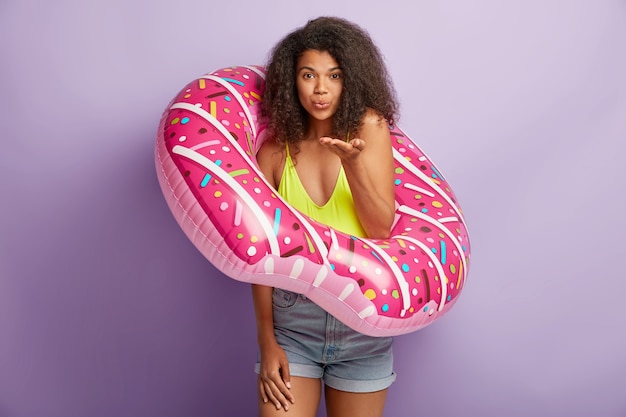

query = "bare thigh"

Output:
[[258, 376, 322, 417], [324, 386, 388, 417]]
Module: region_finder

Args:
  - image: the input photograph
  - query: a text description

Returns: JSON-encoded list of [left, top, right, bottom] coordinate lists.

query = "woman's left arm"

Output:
[[320, 110, 395, 239]]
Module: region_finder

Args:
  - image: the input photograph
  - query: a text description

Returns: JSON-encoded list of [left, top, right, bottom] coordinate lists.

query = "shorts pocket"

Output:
[[272, 288, 300, 311]]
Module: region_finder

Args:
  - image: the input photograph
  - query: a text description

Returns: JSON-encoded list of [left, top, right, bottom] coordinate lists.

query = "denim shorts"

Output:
[[255, 288, 396, 393]]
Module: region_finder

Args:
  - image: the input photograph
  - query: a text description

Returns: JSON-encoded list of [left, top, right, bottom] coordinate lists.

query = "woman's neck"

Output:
[[304, 118, 334, 141]]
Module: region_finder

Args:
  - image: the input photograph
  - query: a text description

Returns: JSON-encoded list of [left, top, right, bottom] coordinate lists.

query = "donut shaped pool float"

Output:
[[155, 65, 471, 336]]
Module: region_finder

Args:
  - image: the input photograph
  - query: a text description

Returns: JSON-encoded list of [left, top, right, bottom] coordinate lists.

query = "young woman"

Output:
[[253, 17, 399, 417]]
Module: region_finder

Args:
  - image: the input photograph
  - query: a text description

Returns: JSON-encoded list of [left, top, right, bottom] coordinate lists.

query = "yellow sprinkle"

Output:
[[432, 201, 443, 208], [199, 79, 206, 89], [364, 289, 377, 300], [250, 91, 261, 100], [214, 191, 222, 197], [210, 101, 216, 118], [305, 233, 315, 253], [250, 236, 258, 243]]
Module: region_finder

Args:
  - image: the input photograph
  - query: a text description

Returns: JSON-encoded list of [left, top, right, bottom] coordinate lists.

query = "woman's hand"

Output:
[[258, 340, 295, 411], [319, 136, 365, 161]]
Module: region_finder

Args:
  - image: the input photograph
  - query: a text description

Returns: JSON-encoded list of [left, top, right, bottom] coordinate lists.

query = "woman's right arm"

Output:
[[251, 285, 294, 410], [253, 141, 294, 410]]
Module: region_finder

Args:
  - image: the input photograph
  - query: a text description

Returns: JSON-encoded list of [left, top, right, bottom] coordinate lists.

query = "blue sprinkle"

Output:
[[462, 245, 467, 252], [447, 295, 452, 301], [423, 305, 429, 312], [273, 208, 281, 236], [330, 264, 335, 271], [421, 208, 429, 213], [394, 179, 401, 185], [401, 263, 410, 272], [431, 173, 437, 179], [181, 117, 190, 124], [370, 250, 384, 263], [431, 247, 437, 254], [222, 77, 244, 86], [200, 173, 211, 187], [382, 304, 389, 312], [215, 159, 222, 166], [431, 165, 445, 181], [224, 95, 232, 101], [440, 241, 447, 265]]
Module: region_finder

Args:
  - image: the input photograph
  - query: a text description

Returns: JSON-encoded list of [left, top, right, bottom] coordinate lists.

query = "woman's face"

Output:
[[295, 49, 343, 123]]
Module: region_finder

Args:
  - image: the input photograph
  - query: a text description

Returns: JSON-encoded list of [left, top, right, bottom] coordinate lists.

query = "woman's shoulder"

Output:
[[256, 137, 286, 188], [257, 137, 284, 155], [359, 108, 390, 138]]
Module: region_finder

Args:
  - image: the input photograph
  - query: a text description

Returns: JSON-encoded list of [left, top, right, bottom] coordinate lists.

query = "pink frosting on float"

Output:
[[155, 65, 471, 336]]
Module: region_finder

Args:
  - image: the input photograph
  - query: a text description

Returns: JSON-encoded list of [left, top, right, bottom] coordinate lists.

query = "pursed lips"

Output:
[[313, 101, 330, 109]]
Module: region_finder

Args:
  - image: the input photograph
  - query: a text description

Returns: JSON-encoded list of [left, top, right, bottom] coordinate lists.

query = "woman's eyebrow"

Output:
[[296, 65, 342, 72]]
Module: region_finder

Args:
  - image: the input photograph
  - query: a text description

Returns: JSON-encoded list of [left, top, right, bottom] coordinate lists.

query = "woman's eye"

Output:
[[304, 73, 314, 79], [330, 73, 341, 79]]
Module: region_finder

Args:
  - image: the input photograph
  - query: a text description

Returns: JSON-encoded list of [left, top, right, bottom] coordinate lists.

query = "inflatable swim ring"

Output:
[[155, 65, 471, 336]]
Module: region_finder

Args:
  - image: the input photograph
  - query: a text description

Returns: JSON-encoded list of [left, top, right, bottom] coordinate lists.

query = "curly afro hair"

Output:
[[262, 16, 399, 145]]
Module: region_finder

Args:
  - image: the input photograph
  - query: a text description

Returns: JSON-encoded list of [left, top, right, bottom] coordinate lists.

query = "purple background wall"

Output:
[[1, 1, 625, 416]]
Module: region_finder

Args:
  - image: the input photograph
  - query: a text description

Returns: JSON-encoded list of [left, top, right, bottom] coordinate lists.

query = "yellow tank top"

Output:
[[278, 145, 367, 238]]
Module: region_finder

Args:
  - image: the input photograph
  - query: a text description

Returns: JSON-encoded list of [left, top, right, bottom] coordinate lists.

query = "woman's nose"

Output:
[[314, 79, 327, 94]]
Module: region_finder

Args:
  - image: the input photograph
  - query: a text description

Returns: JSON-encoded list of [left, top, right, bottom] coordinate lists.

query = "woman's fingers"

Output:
[[349, 138, 365, 151], [259, 365, 294, 410], [261, 377, 291, 410], [319, 136, 364, 158], [258, 341, 295, 410], [263, 380, 284, 410], [281, 363, 292, 390], [258, 378, 269, 404]]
